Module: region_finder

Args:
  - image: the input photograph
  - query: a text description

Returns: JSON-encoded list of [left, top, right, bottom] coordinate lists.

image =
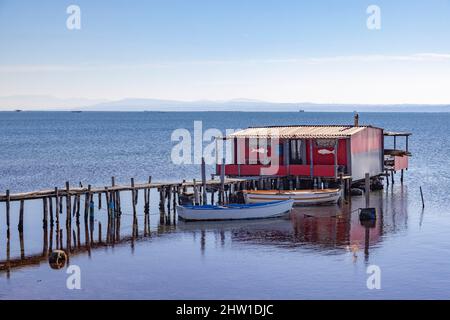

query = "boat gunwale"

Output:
[[243, 188, 340, 195]]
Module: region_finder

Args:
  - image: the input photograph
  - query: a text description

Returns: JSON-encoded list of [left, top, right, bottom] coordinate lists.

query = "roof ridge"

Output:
[[248, 124, 372, 128]]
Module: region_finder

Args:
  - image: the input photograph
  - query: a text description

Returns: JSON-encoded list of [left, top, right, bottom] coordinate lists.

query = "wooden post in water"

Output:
[[5, 190, 10, 233], [131, 178, 137, 220], [385, 170, 389, 187], [365, 173, 370, 208], [18, 200, 24, 232], [201, 157, 207, 205], [43, 197, 48, 229], [84, 185, 91, 221], [98, 192, 102, 209], [75, 194, 81, 225], [220, 158, 225, 204], [55, 187, 60, 236], [59, 194, 63, 214], [193, 179, 199, 205], [49, 195, 54, 227], [182, 180, 187, 193], [65, 181, 71, 227], [420, 186, 425, 208], [111, 176, 116, 213]]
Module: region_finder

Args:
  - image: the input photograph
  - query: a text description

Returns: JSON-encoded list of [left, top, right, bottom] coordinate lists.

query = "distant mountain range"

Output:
[[1, 95, 450, 112]]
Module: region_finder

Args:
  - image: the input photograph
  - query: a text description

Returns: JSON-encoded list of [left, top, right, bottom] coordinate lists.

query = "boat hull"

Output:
[[244, 189, 341, 206], [177, 200, 294, 221]]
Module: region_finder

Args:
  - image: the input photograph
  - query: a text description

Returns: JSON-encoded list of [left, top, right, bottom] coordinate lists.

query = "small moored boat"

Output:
[[177, 200, 294, 221], [244, 189, 341, 206]]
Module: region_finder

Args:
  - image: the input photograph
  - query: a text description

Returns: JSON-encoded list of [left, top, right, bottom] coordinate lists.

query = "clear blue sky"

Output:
[[1, 0, 450, 107]]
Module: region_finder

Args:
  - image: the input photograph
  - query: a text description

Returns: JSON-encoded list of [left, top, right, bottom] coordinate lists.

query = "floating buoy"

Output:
[[48, 250, 67, 270]]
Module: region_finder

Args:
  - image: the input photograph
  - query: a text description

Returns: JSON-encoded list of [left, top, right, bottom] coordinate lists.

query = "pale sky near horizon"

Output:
[[1, 0, 450, 108]]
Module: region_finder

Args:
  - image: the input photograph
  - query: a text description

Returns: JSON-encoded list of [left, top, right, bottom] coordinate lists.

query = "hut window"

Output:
[[316, 139, 335, 148], [290, 139, 303, 164]]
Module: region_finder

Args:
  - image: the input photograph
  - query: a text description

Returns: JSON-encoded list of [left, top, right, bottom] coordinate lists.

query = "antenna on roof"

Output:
[[354, 112, 359, 127]]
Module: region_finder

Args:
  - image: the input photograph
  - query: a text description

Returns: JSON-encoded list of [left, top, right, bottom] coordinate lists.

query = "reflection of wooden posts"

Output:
[[73, 230, 77, 248], [98, 221, 102, 243], [43, 220, 49, 257], [364, 225, 370, 261], [19, 199, 25, 259], [365, 173, 370, 207], [19, 225, 25, 259]]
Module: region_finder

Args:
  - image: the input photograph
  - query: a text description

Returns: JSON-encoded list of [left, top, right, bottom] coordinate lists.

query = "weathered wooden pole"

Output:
[[105, 187, 111, 219], [49, 196, 54, 227], [111, 176, 116, 213], [193, 179, 199, 205], [420, 186, 425, 208], [84, 185, 91, 221], [131, 178, 137, 219], [43, 197, 48, 229], [18, 200, 24, 232], [98, 221, 102, 243], [365, 173, 370, 208], [146, 176, 152, 209], [201, 157, 207, 205], [98, 192, 102, 209], [220, 158, 225, 204], [5, 190, 10, 232], [65, 181, 71, 227], [59, 194, 63, 213]]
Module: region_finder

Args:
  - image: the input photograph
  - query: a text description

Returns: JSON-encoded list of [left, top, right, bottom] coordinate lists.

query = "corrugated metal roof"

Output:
[[227, 125, 372, 139], [384, 131, 412, 136]]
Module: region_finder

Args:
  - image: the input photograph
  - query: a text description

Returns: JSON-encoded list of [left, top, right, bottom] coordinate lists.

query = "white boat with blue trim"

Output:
[[177, 200, 294, 221]]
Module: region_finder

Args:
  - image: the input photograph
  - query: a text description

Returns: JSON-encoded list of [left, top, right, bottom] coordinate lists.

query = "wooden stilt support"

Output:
[[6, 190, 10, 234], [49, 195, 54, 227], [43, 197, 48, 229], [18, 200, 24, 232], [65, 181, 71, 227], [365, 173, 370, 208]]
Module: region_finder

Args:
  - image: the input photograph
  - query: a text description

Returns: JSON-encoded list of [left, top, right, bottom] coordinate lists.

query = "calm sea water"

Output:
[[0, 111, 449, 299]]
